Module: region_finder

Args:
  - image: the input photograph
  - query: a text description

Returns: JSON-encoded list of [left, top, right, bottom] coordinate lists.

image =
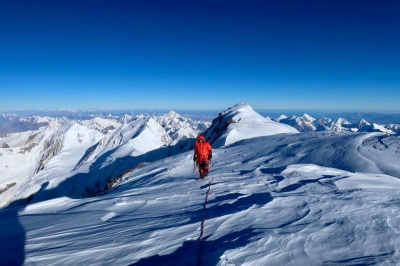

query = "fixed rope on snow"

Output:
[[197, 177, 213, 266]]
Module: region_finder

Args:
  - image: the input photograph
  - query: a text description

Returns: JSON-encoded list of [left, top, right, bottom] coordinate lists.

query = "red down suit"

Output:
[[193, 135, 212, 177]]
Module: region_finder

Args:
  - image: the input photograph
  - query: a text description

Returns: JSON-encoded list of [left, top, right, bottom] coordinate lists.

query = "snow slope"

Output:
[[1, 112, 203, 209], [0, 117, 175, 207], [2, 128, 400, 265], [0, 122, 105, 208], [0, 121, 66, 207], [104, 117, 172, 159], [2, 104, 400, 265]]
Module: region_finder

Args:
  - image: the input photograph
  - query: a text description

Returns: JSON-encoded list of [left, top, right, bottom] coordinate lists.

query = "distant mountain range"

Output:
[[0, 109, 400, 136], [0, 111, 211, 136], [275, 114, 400, 135], [258, 110, 400, 124]]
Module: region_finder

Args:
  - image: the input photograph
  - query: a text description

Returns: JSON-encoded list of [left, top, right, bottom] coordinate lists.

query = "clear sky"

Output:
[[0, 0, 399, 111]]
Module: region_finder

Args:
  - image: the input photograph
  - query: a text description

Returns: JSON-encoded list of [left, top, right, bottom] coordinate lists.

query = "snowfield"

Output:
[[1, 104, 400, 265]]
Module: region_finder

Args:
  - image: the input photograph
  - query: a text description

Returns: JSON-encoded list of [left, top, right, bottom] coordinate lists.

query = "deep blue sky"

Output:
[[1, 0, 399, 111]]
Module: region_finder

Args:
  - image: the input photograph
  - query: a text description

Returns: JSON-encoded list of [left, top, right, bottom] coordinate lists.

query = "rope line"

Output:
[[196, 177, 213, 266]]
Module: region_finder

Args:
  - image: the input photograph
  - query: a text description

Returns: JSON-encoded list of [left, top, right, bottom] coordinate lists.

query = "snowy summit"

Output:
[[204, 103, 298, 147]]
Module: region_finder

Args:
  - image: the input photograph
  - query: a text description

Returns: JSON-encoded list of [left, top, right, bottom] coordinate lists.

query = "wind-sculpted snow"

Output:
[[358, 135, 400, 179], [2, 130, 400, 265]]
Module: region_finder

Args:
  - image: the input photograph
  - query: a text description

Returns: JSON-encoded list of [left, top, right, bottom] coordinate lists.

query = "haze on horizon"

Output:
[[1, 0, 399, 111]]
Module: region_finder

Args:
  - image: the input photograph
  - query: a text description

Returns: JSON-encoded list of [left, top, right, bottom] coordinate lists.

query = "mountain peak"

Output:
[[276, 114, 288, 122], [167, 110, 179, 117], [204, 104, 298, 147], [359, 119, 371, 126], [301, 113, 316, 123]]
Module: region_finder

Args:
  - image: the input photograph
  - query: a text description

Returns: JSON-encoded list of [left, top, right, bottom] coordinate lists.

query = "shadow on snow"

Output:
[[0, 182, 49, 265], [131, 228, 259, 266], [0, 138, 194, 265]]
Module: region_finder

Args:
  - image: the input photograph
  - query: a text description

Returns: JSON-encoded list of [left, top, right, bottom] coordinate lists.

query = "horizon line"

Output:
[[2, 108, 400, 115]]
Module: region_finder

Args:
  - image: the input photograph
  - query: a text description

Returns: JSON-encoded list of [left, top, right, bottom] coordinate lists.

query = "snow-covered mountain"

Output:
[[277, 114, 398, 135], [154, 111, 210, 144], [204, 103, 298, 147], [102, 116, 172, 158], [0, 120, 106, 208], [387, 124, 400, 135], [316, 117, 354, 132], [0, 111, 210, 145], [0, 116, 178, 208], [2, 104, 400, 265], [278, 114, 316, 132], [79, 117, 121, 134], [357, 119, 396, 135], [0, 114, 68, 135]]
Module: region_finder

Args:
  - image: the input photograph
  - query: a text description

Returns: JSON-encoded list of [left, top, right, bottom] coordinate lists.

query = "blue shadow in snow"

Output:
[[131, 190, 271, 265], [259, 166, 287, 174], [0, 198, 27, 266], [131, 228, 258, 266], [0, 137, 195, 264], [186, 192, 273, 224], [0, 181, 49, 265]]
